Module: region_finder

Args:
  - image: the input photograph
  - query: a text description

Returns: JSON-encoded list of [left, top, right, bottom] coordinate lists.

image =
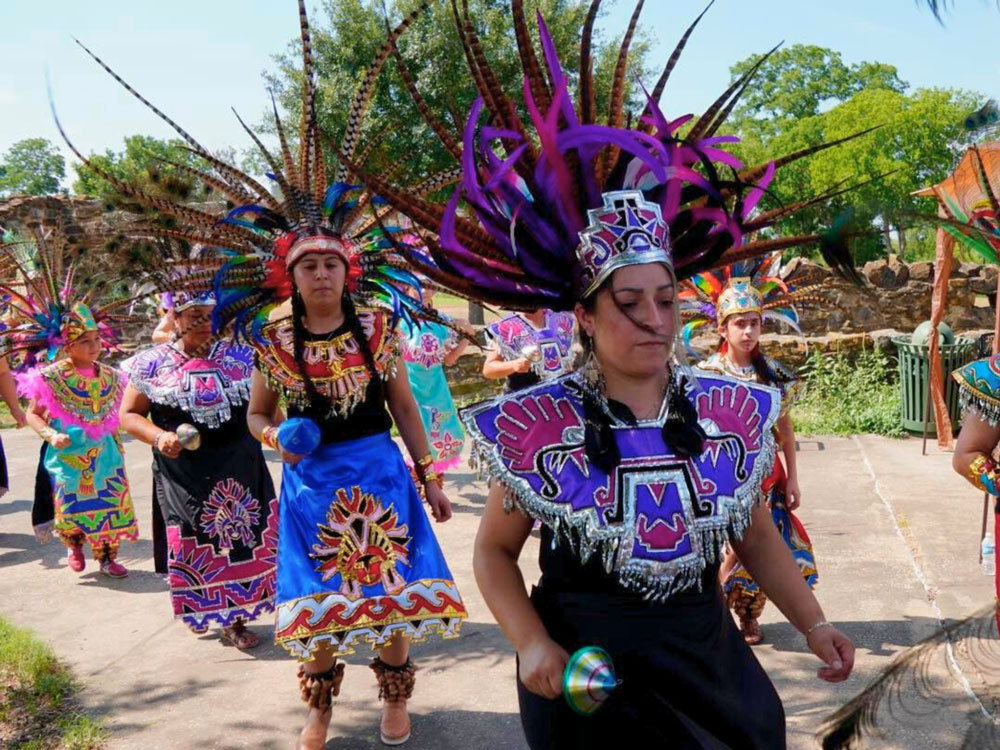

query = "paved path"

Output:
[[1, 429, 998, 749]]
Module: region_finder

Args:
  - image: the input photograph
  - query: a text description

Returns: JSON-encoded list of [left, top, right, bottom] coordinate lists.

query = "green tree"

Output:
[[72, 134, 222, 204], [729, 45, 907, 128], [265, 0, 650, 178], [0, 138, 66, 196], [728, 45, 978, 262]]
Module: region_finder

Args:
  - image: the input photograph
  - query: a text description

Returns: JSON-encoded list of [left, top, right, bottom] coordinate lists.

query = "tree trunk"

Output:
[[897, 224, 906, 261], [469, 301, 484, 325]]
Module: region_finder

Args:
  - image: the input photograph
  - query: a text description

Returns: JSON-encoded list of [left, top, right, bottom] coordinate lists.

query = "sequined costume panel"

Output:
[[401, 320, 465, 472], [125, 343, 278, 632], [954, 354, 1000, 426], [462, 370, 781, 600], [17, 361, 137, 553], [124, 340, 254, 428], [252, 307, 400, 418], [695, 353, 817, 619], [485, 311, 576, 389]]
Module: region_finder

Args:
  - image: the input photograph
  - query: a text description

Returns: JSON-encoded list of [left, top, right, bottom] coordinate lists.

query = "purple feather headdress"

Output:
[[354, 1, 864, 312]]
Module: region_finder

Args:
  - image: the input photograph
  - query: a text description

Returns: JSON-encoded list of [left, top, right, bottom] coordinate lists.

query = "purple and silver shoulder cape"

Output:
[[462, 369, 781, 601], [123, 340, 254, 428]]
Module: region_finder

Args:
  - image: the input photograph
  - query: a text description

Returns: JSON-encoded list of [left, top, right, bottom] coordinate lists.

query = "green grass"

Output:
[[0, 617, 107, 750], [791, 347, 906, 438]]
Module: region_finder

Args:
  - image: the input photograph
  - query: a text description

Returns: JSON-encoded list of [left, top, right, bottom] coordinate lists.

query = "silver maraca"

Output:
[[175, 423, 202, 451]]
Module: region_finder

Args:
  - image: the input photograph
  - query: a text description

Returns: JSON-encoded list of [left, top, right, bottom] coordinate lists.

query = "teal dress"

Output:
[[401, 319, 466, 472]]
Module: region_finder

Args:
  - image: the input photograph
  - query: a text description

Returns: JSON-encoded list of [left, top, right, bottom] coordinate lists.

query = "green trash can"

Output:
[[894, 335, 976, 435]]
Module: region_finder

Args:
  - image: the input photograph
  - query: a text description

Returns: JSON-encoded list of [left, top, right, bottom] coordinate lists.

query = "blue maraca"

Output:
[[277, 417, 321, 456]]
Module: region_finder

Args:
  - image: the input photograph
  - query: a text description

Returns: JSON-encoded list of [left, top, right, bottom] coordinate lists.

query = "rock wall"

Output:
[[781, 257, 997, 335]]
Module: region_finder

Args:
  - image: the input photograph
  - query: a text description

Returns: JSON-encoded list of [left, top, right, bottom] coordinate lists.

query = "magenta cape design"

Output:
[[485, 312, 575, 379], [166, 496, 279, 632], [462, 371, 781, 600], [123, 340, 253, 428]]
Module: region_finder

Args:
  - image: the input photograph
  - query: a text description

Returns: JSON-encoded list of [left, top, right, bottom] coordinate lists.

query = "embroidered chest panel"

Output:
[[41, 361, 123, 426], [954, 354, 1000, 426], [402, 321, 457, 369], [254, 308, 399, 416], [127, 340, 254, 428], [486, 312, 575, 379], [462, 372, 780, 600]]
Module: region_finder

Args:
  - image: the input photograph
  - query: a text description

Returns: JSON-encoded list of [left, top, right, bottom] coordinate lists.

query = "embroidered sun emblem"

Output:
[[199, 478, 261, 552], [310, 486, 411, 597]]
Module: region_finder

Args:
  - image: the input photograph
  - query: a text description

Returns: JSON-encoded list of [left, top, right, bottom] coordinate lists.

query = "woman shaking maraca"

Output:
[[121, 291, 278, 650]]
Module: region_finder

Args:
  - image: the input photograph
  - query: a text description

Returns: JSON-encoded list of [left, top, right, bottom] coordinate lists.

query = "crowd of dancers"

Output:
[[10, 1, 965, 747]]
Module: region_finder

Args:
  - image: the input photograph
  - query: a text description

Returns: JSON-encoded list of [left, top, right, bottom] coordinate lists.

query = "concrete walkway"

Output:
[[1, 428, 997, 749]]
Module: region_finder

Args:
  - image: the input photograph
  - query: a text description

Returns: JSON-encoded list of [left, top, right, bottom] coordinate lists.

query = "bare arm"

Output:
[[385, 366, 452, 522], [482, 345, 530, 379], [473, 482, 568, 698], [732, 502, 854, 682], [442, 320, 472, 367], [777, 413, 801, 509], [954, 414, 1000, 493], [119, 384, 182, 458], [247, 369, 296, 464], [151, 311, 175, 344], [0, 357, 25, 426], [26, 399, 70, 449]]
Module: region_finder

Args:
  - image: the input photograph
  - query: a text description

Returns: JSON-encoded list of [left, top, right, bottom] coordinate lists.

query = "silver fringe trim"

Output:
[[467, 412, 777, 603], [957, 385, 1000, 427], [132, 377, 251, 429]]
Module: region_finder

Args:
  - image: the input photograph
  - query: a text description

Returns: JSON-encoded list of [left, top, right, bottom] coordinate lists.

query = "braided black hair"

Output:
[[290, 286, 328, 413]]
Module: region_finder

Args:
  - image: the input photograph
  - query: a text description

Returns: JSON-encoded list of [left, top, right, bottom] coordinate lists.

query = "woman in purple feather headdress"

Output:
[[349, 2, 869, 746]]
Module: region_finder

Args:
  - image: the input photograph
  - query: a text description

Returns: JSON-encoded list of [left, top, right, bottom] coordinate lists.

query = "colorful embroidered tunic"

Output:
[[954, 353, 1000, 427], [400, 319, 465, 472], [696, 352, 817, 621], [464, 369, 781, 600], [125, 340, 278, 632], [255, 309, 467, 660], [17, 361, 137, 555], [485, 311, 576, 391]]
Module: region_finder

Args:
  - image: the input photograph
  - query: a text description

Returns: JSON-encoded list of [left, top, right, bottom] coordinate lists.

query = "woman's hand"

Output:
[[50, 433, 72, 450], [807, 625, 855, 683], [784, 476, 802, 510], [279, 447, 305, 466], [511, 357, 532, 374], [156, 432, 183, 459], [425, 482, 453, 522], [11, 407, 26, 428], [518, 636, 570, 699]]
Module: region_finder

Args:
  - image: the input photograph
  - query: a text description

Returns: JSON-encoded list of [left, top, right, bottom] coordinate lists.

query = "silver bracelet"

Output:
[[805, 620, 833, 637], [152, 431, 167, 452]]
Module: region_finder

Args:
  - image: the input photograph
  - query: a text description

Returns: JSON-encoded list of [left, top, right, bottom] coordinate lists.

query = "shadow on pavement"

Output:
[[0, 531, 67, 569], [0, 498, 31, 516]]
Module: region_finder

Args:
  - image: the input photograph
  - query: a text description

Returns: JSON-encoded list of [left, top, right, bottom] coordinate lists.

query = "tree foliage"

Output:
[[264, 0, 650, 179], [729, 44, 979, 262], [71, 134, 221, 205], [0, 138, 66, 197]]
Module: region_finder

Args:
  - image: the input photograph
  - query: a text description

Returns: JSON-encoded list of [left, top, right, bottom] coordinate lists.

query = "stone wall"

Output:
[[780, 257, 997, 335]]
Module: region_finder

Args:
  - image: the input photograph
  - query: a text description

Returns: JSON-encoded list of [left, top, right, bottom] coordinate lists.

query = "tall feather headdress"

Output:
[[56, 1, 450, 341], [677, 252, 828, 356], [342, 0, 867, 313]]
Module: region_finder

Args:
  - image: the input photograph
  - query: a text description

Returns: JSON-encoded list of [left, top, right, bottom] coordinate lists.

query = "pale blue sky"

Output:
[[2, 0, 999, 167]]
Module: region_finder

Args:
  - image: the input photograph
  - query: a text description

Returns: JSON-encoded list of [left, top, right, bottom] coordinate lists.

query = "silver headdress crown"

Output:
[[575, 191, 672, 299]]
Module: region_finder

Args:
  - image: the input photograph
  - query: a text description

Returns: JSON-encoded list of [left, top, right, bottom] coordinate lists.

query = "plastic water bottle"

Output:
[[982, 535, 996, 576]]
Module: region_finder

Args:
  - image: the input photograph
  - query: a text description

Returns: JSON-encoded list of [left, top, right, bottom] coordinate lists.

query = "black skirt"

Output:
[[517, 584, 785, 750]]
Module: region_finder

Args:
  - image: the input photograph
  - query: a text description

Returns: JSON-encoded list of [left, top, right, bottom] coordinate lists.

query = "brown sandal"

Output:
[[221, 621, 260, 650]]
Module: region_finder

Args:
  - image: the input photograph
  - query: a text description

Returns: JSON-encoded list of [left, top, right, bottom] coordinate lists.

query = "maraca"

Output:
[[520, 343, 542, 363], [176, 423, 202, 451], [277, 417, 321, 456], [563, 646, 621, 716]]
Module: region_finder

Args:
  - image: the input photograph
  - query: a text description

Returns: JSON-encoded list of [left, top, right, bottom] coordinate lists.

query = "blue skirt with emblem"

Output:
[[273, 430, 467, 661]]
